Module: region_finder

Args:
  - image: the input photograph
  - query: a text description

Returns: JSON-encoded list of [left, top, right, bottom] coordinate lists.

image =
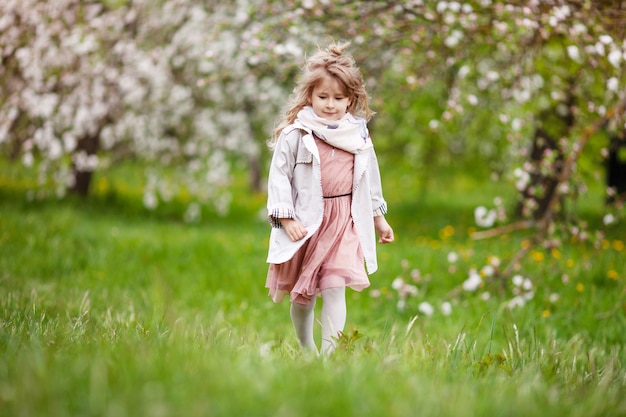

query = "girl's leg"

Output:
[[320, 286, 346, 355], [290, 296, 318, 353]]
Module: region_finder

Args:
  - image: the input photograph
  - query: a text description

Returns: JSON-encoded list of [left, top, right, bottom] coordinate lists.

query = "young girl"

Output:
[[265, 42, 394, 355]]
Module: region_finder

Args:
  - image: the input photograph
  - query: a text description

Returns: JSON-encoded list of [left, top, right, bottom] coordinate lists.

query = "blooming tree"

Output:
[[0, 0, 296, 215]]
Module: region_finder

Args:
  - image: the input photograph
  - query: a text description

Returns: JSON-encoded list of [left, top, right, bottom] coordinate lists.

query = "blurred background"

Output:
[[1, 0, 624, 226]]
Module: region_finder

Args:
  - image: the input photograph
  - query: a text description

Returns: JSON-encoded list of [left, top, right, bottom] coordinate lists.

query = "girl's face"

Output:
[[309, 77, 351, 121]]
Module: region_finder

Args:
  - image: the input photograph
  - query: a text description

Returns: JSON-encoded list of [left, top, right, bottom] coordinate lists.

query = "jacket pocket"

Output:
[[295, 146, 313, 164]]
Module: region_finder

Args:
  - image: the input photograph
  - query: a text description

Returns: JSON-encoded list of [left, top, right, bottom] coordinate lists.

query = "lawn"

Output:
[[1, 163, 625, 417]]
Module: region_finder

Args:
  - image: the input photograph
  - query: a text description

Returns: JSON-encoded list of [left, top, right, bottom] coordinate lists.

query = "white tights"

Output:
[[290, 286, 346, 355]]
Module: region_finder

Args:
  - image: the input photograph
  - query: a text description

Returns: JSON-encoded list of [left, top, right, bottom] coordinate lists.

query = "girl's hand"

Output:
[[280, 218, 308, 242], [374, 216, 394, 244]]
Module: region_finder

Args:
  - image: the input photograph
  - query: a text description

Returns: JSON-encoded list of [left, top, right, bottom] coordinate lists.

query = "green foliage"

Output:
[[1, 162, 625, 417]]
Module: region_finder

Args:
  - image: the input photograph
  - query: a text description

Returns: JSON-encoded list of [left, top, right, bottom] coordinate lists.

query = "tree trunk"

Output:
[[607, 133, 626, 204], [516, 126, 564, 219], [249, 155, 263, 193], [516, 93, 574, 219], [70, 132, 100, 197]]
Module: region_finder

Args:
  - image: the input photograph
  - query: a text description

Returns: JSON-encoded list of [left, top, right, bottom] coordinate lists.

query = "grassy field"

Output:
[[1, 163, 625, 417]]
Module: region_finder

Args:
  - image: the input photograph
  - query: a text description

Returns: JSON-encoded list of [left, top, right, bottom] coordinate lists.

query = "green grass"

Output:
[[1, 164, 625, 417]]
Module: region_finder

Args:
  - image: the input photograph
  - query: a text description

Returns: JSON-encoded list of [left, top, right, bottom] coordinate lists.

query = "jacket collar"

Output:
[[293, 120, 320, 162]]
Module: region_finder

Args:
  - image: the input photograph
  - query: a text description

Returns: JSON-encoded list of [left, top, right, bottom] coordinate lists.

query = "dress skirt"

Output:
[[266, 137, 370, 305]]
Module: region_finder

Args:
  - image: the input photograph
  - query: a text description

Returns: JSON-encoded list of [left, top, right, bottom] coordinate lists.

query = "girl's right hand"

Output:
[[280, 218, 308, 241]]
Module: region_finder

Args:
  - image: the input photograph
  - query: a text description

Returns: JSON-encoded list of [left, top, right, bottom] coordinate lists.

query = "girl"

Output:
[[265, 42, 394, 355]]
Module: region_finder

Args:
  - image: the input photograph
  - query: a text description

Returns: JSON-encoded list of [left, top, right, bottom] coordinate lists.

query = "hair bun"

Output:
[[327, 41, 350, 57]]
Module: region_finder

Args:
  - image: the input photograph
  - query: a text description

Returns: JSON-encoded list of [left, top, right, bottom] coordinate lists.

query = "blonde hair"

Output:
[[270, 41, 373, 147]]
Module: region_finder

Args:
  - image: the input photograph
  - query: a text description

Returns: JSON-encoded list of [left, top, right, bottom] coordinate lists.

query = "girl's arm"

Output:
[[266, 128, 300, 228], [374, 215, 394, 244], [367, 146, 394, 243]]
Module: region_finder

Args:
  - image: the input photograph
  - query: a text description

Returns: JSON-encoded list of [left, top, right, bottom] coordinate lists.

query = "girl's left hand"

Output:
[[374, 216, 394, 244]]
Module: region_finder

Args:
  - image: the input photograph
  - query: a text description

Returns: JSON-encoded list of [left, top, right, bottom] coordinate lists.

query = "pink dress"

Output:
[[266, 136, 370, 305]]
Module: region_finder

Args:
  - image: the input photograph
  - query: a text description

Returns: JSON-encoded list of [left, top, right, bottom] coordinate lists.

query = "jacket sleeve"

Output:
[[266, 128, 300, 228], [368, 146, 388, 217]]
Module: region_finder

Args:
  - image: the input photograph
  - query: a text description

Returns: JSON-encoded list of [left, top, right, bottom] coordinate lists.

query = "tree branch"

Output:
[[471, 220, 538, 240]]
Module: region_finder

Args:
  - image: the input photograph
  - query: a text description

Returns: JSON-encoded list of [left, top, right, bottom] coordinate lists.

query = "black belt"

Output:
[[323, 192, 352, 199]]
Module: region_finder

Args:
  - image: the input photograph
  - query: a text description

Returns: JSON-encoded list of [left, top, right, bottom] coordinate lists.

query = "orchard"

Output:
[[2, 0, 624, 275], [2, 2, 626, 416]]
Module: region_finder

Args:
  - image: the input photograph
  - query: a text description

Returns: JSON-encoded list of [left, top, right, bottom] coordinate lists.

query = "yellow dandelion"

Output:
[[521, 239, 532, 250], [576, 283, 585, 292], [429, 240, 442, 249], [96, 178, 110, 194], [531, 251, 545, 262], [541, 310, 551, 318], [607, 270, 619, 281], [439, 225, 455, 240], [612, 240, 624, 251], [566, 259, 575, 268], [551, 248, 561, 259]]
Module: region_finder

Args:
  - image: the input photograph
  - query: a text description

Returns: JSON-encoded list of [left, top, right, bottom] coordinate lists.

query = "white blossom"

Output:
[[444, 30, 463, 48], [522, 278, 533, 291], [599, 34, 613, 45], [481, 265, 495, 277], [457, 65, 470, 79], [608, 50, 622, 68], [143, 192, 158, 210], [595, 42, 606, 56], [507, 296, 526, 309], [440, 301, 452, 316], [418, 302, 435, 316], [22, 152, 34, 167], [567, 45, 581, 61], [463, 269, 482, 292], [392, 277, 404, 290], [603, 213, 616, 225], [447, 251, 459, 263], [475, 206, 497, 227]]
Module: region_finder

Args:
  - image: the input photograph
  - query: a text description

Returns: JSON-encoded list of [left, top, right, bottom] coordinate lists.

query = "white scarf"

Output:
[[296, 106, 372, 154]]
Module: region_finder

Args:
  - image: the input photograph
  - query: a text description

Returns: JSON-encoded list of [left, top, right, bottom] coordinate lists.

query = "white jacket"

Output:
[[266, 119, 388, 274]]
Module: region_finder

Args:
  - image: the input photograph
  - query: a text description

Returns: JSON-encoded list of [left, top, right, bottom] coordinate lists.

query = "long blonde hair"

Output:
[[270, 41, 373, 147]]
